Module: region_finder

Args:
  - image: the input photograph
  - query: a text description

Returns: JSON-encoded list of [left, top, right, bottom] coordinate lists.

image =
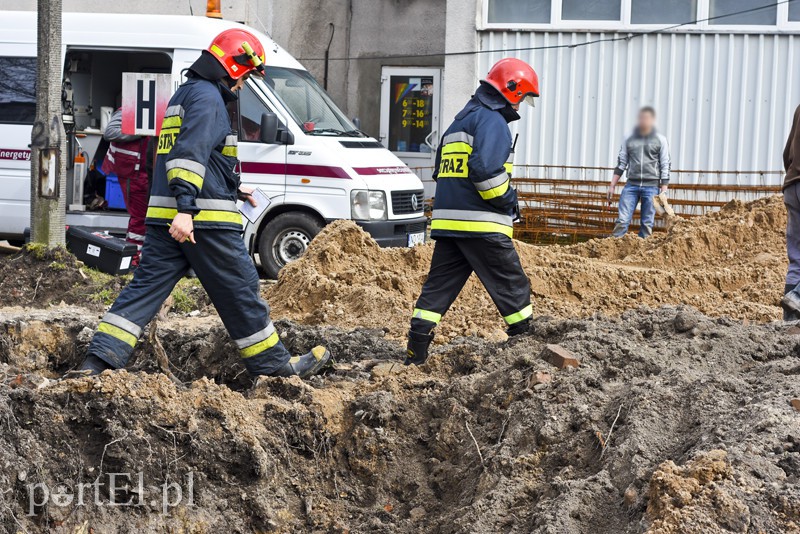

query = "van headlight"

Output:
[[351, 190, 387, 221]]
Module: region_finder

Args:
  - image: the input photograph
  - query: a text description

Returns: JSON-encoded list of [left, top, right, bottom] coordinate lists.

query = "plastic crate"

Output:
[[104, 174, 126, 210]]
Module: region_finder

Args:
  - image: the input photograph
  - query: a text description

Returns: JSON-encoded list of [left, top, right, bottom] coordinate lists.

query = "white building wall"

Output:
[[477, 30, 800, 186]]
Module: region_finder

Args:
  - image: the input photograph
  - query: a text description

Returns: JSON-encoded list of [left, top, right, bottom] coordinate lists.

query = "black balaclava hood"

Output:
[[187, 50, 239, 103], [499, 105, 521, 123], [475, 82, 520, 123]]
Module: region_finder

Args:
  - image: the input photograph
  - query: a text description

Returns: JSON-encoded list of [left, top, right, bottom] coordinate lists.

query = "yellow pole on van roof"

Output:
[[206, 0, 222, 18]]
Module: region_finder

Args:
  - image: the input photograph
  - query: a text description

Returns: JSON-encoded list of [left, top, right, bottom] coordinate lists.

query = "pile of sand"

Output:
[[268, 196, 787, 340]]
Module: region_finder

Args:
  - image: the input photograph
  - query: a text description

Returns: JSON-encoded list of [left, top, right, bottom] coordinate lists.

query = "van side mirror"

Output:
[[260, 112, 279, 144], [279, 128, 295, 145], [352, 117, 361, 129]]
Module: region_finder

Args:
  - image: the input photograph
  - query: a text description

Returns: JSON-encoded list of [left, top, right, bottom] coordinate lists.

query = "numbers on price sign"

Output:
[[388, 75, 435, 153]]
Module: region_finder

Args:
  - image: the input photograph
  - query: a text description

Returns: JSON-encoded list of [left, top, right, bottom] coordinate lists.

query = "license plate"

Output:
[[407, 231, 425, 247]]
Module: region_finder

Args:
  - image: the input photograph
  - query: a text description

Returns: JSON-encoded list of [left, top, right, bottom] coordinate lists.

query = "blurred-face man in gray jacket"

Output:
[[607, 107, 671, 238]]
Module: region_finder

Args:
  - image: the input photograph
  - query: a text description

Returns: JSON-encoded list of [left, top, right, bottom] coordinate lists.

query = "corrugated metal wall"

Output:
[[479, 30, 800, 186]]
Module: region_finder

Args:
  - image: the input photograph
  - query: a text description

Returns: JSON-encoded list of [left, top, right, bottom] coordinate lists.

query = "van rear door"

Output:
[[0, 52, 37, 241]]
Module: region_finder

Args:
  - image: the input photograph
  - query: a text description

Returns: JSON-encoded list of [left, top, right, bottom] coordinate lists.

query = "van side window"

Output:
[[238, 84, 274, 142], [0, 57, 36, 124]]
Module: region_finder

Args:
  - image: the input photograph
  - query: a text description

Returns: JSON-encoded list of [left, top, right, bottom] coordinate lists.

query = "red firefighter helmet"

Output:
[[207, 28, 267, 80], [483, 58, 539, 107]]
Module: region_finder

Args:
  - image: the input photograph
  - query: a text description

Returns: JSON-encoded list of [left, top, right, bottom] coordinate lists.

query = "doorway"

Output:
[[379, 67, 442, 198]]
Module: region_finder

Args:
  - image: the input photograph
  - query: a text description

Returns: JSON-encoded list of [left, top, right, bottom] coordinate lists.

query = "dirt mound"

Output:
[[1, 306, 799, 532], [0, 245, 129, 310], [566, 195, 786, 268], [0, 245, 211, 313], [268, 196, 787, 340]]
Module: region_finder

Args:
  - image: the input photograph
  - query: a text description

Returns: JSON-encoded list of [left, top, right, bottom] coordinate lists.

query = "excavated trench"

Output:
[[1, 306, 799, 533], [0, 196, 798, 532]]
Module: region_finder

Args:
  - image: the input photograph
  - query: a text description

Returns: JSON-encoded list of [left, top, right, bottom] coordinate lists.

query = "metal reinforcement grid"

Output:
[[411, 164, 782, 244], [512, 165, 783, 244]]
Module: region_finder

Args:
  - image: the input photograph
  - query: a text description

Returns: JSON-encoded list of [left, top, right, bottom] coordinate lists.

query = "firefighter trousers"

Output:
[[86, 225, 291, 376], [410, 235, 532, 334]]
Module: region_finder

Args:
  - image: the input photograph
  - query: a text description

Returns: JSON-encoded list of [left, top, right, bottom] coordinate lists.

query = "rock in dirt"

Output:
[[371, 361, 405, 377], [791, 398, 800, 412], [540, 344, 580, 369], [528, 370, 552, 387], [673, 309, 700, 333]]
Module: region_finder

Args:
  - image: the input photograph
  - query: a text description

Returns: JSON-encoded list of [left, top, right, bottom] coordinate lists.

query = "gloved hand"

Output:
[[606, 186, 615, 205]]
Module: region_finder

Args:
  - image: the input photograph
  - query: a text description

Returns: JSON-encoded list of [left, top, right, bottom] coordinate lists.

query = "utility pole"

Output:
[[29, 0, 66, 246]]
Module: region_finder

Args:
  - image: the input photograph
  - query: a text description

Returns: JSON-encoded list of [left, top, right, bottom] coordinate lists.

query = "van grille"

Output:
[[391, 190, 425, 215]]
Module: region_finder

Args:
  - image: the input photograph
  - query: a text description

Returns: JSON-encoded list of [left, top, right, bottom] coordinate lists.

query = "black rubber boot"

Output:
[[404, 330, 434, 366], [506, 318, 531, 338], [272, 346, 332, 378], [783, 284, 800, 321], [69, 354, 113, 377]]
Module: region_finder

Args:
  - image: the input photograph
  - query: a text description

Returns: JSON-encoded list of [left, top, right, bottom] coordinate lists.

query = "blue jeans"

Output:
[[785, 182, 800, 286], [612, 183, 659, 238]]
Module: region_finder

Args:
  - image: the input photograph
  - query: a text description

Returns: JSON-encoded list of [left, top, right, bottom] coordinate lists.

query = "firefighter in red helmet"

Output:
[[405, 58, 540, 365], [75, 29, 333, 379]]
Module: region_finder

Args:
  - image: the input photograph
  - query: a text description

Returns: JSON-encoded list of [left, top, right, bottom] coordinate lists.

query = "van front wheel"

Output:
[[258, 212, 323, 279]]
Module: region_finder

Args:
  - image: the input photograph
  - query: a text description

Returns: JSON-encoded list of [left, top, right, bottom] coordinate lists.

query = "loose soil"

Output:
[[0, 196, 797, 533], [0, 245, 209, 313], [0, 306, 798, 532], [268, 195, 787, 341]]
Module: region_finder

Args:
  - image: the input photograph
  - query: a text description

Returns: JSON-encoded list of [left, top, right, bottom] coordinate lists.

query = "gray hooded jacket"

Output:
[[614, 128, 671, 187]]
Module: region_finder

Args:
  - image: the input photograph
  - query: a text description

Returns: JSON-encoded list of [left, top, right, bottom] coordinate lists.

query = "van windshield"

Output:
[[258, 67, 363, 137]]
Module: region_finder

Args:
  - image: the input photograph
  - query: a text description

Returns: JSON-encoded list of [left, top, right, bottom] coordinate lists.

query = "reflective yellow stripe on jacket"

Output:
[[146, 196, 243, 226], [474, 171, 510, 200], [430, 209, 514, 238], [221, 134, 238, 157], [165, 158, 205, 190]]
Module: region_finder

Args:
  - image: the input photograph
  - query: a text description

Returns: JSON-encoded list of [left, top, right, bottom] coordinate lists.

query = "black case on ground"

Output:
[[66, 226, 137, 275]]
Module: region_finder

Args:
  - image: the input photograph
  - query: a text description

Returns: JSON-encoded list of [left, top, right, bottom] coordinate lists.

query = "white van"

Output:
[[0, 11, 427, 277]]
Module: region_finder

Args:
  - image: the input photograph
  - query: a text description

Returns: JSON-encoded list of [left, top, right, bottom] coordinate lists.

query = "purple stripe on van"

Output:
[[241, 162, 351, 179], [0, 149, 31, 161]]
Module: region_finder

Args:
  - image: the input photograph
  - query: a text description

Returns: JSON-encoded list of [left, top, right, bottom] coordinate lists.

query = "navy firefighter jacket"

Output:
[[146, 76, 242, 231], [430, 84, 518, 239]]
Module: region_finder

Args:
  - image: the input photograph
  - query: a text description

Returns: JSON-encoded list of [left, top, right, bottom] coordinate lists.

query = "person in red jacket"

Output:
[[102, 108, 150, 264]]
